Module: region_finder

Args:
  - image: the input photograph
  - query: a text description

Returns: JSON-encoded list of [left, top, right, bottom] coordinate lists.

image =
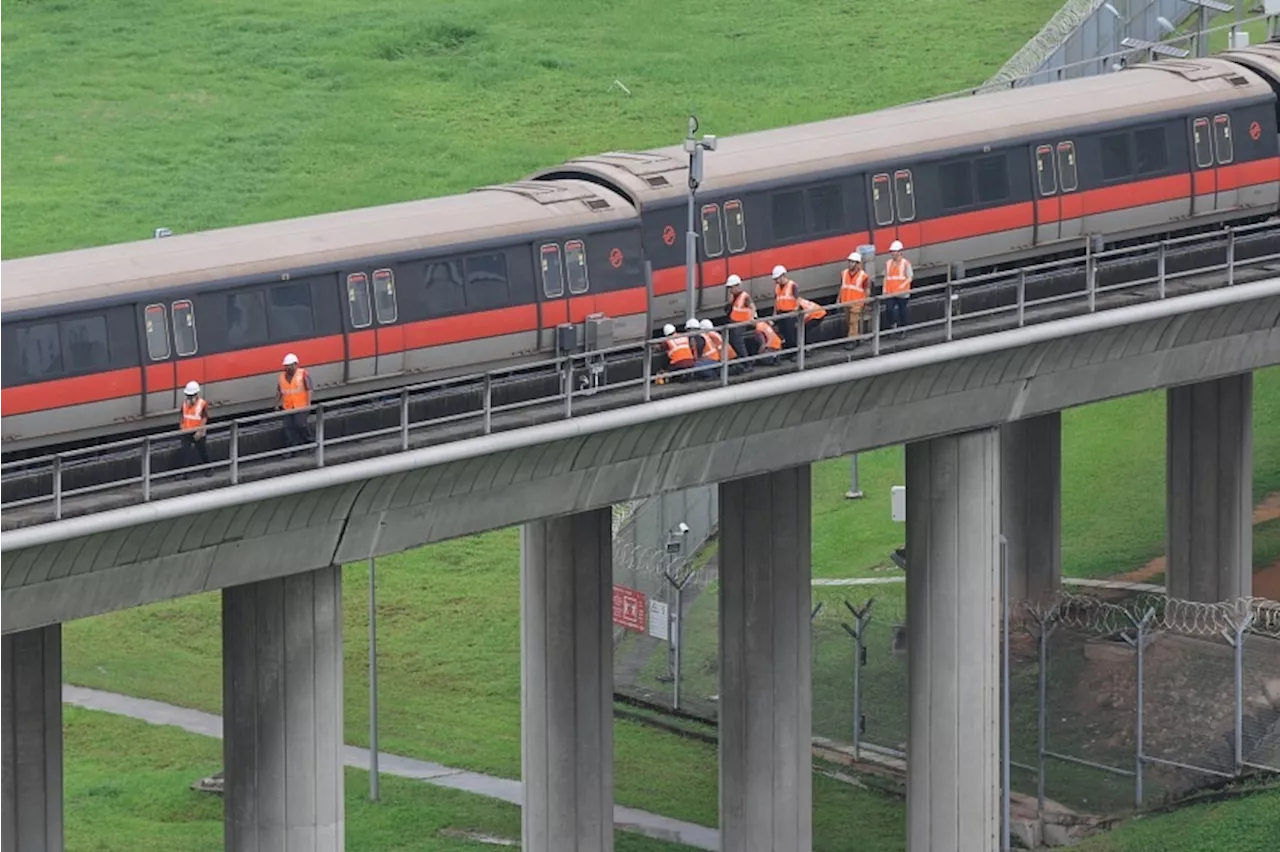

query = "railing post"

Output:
[[1017, 270, 1026, 327], [945, 281, 954, 341], [720, 330, 730, 386], [230, 421, 240, 485], [142, 437, 152, 503], [871, 297, 881, 356], [483, 373, 493, 435], [315, 405, 325, 468], [642, 343, 652, 402], [1157, 241, 1167, 300], [1086, 239, 1097, 312], [564, 357, 574, 418], [53, 456, 63, 520], [1226, 227, 1236, 286], [796, 310, 806, 372], [399, 389, 410, 451]]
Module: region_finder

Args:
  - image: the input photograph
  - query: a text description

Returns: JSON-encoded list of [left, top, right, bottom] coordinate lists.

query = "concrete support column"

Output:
[[2, 625, 63, 852], [223, 566, 344, 852], [1167, 374, 1253, 601], [1000, 413, 1062, 603], [718, 466, 812, 852], [521, 508, 613, 852], [905, 430, 1001, 852]]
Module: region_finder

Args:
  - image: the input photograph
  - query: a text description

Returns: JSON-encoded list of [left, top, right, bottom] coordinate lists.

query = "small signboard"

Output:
[[612, 586, 647, 633], [647, 600, 669, 641]]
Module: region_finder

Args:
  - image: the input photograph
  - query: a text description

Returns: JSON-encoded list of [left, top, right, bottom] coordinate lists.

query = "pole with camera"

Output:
[[683, 116, 717, 323], [661, 522, 695, 710]]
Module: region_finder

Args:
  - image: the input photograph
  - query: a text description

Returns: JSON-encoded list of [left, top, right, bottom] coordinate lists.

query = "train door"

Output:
[[170, 298, 203, 407], [1056, 142, 1083, 241], [1212, 114, 1237, 210], [538, 242, 569, 333], [699, 203, 728, 291], [868, 171, 918, 254], [1032, 144, 1060, 244], [869, 173, 896, 253], [1190, 117, 1218, 217], [342, 268, 402, 378], [141, 303, 177, 416], [372, 268, 404, 375]]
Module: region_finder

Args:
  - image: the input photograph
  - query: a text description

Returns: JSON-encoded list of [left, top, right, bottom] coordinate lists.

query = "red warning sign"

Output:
[[609, 247, 624, 268], [612, 586, 647, 633], [662, 225, 676, 246], [1250, 120, 1262, 141]]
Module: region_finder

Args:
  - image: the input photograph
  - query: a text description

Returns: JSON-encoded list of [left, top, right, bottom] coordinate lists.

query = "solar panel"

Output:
[[1122, 37, 1191, 58]]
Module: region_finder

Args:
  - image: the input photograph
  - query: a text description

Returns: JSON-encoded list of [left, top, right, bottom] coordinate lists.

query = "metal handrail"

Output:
[[4, 221, 1278, 521]]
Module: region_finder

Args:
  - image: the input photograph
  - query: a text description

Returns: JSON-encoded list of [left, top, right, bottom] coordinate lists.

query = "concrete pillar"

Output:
[[521, 508, 613, 852], [905, 429, 1001, 852], [222, 566, 344, 852], [1000, 413, 1062, 603], [1167, 374, 1253, 601], [2, 625, 63, 852], [718, 466, 812, 852]]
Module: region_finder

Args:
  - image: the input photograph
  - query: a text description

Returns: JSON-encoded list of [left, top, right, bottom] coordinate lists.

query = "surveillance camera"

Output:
[[677, 522, 690, 535]]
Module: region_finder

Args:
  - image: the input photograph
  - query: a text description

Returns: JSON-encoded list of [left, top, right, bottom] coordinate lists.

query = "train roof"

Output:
[[534, 58, 1273, 205], [1215, 41, 1280, 83], [0, 179, 636, 316]]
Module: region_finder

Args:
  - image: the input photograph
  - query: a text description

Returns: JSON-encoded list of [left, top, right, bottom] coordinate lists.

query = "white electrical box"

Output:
[[1229, 31, 1251, 49], [891, 486, 906, 523]]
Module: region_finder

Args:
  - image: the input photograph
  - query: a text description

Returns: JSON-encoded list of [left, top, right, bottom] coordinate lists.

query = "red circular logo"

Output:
[[1250, 121, 1262, 141], [662, 225, 676, 246], [609, 248, 623, 268]]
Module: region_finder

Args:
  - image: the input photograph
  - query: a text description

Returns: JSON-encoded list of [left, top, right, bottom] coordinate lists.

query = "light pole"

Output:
[[662, 523, 689, 682], [683, 115, 717, 323], [845, 455, 864, 500]]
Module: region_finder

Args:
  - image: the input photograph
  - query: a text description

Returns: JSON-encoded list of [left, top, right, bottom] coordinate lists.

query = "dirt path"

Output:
[[1105, 492, 1280, 586]]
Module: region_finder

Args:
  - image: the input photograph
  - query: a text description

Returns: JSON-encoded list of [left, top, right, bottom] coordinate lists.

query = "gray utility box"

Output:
[[556, 323, 576, 357], [584, 313, 613, 351]]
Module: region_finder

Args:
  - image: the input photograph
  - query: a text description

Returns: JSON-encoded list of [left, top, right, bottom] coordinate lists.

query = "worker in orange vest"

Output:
[[753, 320, 783, 366], [725, 274, 755, 362], [180, 380, 212, 475], [839, 252, 870, 345], [662, 323, 696, 381], [772, 264, 800, 355], [883, 240, 913, 335], [797, 297, 826, 324], [276, 352, 314, 448]]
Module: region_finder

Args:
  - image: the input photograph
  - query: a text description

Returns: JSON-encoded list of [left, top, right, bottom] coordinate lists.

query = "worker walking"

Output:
[[839, 252, 870, 346], [725, 274, 755, 362], [772, 265, 799, 355], [883, 240, 913, 335], [276, 353, 313, 449], [180, 380, 211, 475]]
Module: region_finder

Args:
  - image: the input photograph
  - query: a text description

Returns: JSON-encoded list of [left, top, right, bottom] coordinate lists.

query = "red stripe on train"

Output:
[[2, 367, 142, 416]]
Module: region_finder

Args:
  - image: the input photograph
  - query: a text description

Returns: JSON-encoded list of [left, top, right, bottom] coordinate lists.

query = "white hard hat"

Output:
[[771, 265, 787, 280], [283, 353, 299, 366], [685, 318, 701, 331], [726, 273, 742, 287], [847, 252, 862, 263], [700, 319, 714, 331], [663, 323, 676, 336], [889, 240, 904, 252], [184, 380, 200, 396]]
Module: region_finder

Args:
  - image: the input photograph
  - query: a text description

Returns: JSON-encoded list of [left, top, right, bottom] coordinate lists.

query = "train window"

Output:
[[267, 282, 315, 339], [565, 240, 589, 294], [60, 315, 110, 373], [423, 260, 467, 316], [771, 190, 807, 240], [1193, 118, 1213, 168], [1100, 132, 1131, 180], [172, 300, 198, 356], [701, 204, 724, 258], [976, 154, 1010, 203], [540, 244, 564, 298], [223, 290, 268, 348], [805, 184, 845, 233], [1057, 142, 1078, 192], [1134, 126, 1168, 175], [145, 304, 170, 361], [724, 199, 747, 253], [463, 252, 510, 310], [939, 160, 974, 210], [13, 322, 61, 380], [373, 269, 397, 324], [1213, 115, 1233, 165], [347, 273, 372, 329], [871, 174, 893, 226], [894, 170, 915, 222], [1036, 145, 1056, 196]]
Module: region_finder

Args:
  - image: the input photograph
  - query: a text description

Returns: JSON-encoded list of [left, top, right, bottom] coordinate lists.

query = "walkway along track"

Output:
[[4, 223, 1280, 531]]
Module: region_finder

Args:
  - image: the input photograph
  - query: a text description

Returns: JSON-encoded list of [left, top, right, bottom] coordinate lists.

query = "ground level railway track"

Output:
[[4, 222, 1280, 531]]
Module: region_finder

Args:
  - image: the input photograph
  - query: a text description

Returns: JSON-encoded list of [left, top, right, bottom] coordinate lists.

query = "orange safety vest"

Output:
[[755, 321, 783, 351], [798, 298, 826, 322], [279, 368, 310, 410], [181, 398, 208, 431], [664, 336, 694, 366], [729, 290, 754, 323], [775, 278, 798, 312], [839, 268, 869, 304], [701, 330, 736, 361], [885, 258, 912, 296]]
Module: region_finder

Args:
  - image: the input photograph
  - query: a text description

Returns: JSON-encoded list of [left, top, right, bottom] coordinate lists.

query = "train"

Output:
[[5, 43, 1280, 455]]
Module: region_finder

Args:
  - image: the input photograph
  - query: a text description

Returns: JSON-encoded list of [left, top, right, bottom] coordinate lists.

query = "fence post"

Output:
[[1228, 601, 1255, 775], [1035, 609, 1056, 814], [1016, 270, 1026, 327], [315, 406, 325, 468], [53, 455, 63, 520], [142, 437, 152, 503], [1133, 608, 1156, 808], [400, 388, 410, 451], [483, 373, 493, 435], [1226, 227, 1236, 286], [796, 310, 806, 372], [1086, 238, 1097, 312], [721, 329, 730, 386], [945, 280, 954, 341], [564, 358, 574, 418], [841, 598, 875, 761], [642, 343, 653, 402], [1157, 240, 1167, 300], [871, 297, 881, 356], [230, 421, 239, 485]]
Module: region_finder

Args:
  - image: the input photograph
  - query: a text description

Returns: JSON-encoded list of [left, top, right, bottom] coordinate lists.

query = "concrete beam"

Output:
[[1000, 413, 1062, 603], [906, 430, 1001, 852], [1167, 373, 1253, 601], [1, 625, 63, 852], [718, 466, 813, 851], [223, 566, 344, 851], [521, 508, 614, 852]]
